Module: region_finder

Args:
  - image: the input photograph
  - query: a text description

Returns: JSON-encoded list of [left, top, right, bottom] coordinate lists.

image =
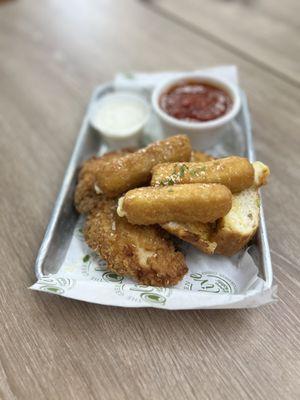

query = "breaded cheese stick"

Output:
[[117, 183, 232, 225], [94, 135, 192, 198], [151, 156, 254, 193], [253, 161, 270, 187]]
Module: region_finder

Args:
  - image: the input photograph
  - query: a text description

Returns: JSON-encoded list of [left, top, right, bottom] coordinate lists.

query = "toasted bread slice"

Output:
[[161, 221, 217, 254], [211, 187, 260, 256]]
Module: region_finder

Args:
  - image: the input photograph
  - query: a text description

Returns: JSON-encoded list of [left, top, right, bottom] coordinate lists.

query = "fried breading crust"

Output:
[[94, 135, 192, 198], [190, 151, 214, 162], [74, 157, 103, 214], [151, 156, 254, 193], [84, 199, 187, 287], [118, 183, 232, 224], [74, 149, 135, 214]]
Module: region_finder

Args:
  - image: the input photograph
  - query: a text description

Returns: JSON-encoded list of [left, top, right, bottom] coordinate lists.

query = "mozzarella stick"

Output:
[[95, 135, 191, 198], [117, 184, 232, 225], [151, 156, 254, 193]]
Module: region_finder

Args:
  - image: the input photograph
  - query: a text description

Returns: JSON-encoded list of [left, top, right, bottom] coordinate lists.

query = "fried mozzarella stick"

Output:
[[151, 156, 254, 193], [117, 184, 232, 225], [84, 199, 187, 287], [94, 135, 192, 198]]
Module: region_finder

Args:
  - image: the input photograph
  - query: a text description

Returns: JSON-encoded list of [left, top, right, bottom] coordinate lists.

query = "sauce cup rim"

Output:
[[151, 73, 241, 130], [90, 91, 150, 138]]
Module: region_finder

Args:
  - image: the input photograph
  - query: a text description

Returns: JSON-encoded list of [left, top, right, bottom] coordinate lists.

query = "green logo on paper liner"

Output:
[[102, 271, 124, 283], [114, 284, 171, 306], [140, 293, 166, 305], [36, 276, 75, 294], [187, 272, 236, 294], [94, 256, 107, 272]]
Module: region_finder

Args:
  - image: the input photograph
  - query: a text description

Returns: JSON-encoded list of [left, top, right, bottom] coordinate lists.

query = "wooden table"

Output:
[[0, 0, 299, 399]]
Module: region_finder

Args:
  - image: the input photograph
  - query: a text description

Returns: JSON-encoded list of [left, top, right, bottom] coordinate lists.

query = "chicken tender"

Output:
[[117, 183, 232, 225], [94, 135, 192, 198], [84, 198, 187, 287], [151, 156, 254, 193], [74, 149, 134, 214], [74, 157, 103, 214]]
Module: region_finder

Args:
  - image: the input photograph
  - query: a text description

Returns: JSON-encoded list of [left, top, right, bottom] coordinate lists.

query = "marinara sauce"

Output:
[[159, 80, 232, 122]]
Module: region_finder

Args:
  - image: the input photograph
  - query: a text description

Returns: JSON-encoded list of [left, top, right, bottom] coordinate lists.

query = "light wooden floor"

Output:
[[0, 0, 299, 399]]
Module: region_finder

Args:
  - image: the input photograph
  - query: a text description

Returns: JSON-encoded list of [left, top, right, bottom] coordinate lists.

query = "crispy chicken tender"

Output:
[[94, 135, 192, 198], [84, 199, 187, 287], [151, 156, 254, 193], [74, 149, 135, 214], [117, 183, 232, 225], [74, 157, 103, 214]]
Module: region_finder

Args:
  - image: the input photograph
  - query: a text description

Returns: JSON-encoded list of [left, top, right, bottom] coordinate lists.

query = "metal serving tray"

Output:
[[35, 83, 273, 290]]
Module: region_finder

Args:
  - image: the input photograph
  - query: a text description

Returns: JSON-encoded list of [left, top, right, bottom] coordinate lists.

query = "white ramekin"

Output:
[[152, 73, 241, 150], [90, 92, 150, 149]]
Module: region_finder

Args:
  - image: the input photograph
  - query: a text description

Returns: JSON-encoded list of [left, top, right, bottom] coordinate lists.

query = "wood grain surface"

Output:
[[0, 0, 299, 399], [152, 0, 300, 85]]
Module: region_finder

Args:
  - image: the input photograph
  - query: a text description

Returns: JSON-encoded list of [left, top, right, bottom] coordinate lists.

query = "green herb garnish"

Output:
[[179, 164, 188, 178], [83, 254, 90, 263]]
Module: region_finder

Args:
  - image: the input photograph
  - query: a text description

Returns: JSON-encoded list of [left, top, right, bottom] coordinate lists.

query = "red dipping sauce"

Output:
[[159, 80, 233, 122]]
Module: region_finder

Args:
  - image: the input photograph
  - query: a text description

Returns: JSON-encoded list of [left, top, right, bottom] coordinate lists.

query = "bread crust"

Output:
[[213, 228, 258, 256], [162, 221, 217, 254], [212, 187, 260, 256]]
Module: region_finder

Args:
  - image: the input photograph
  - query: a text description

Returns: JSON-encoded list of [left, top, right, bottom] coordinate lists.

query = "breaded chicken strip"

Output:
[[74, 157, 103, 214], [74, 149, 135, 214], [151, 156, 254, 193], [94, 135, 192, 198], [84, 198, 187, 286]]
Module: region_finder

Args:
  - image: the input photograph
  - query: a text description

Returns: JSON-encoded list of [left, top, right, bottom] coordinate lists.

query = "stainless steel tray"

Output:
[[35, 83, 273, 289]]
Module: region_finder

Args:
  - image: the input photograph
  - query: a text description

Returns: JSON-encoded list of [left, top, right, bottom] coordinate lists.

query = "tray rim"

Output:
[[35, 83, 273, 290]]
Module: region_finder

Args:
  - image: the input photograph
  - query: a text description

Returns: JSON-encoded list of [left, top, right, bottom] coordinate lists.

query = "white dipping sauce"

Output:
[[90, 92, 150, 138]]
